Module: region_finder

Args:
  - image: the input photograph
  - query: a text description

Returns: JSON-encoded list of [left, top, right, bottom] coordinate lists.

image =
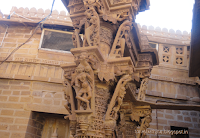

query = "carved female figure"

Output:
[[75, 64, 93, 110], [111, 87, 126, 119]]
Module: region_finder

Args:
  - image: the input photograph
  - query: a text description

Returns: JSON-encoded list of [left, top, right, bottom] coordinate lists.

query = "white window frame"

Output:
[[149, 42, 159, 51]]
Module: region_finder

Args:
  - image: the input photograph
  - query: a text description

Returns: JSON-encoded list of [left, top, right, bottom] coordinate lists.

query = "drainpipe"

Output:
[[0, 24, 8, 47]]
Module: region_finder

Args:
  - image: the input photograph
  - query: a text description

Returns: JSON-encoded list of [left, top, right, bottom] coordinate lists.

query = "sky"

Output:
[[0, 0, 195, 32]]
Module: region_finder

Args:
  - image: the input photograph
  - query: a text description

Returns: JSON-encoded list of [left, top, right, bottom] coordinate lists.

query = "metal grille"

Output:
[[149, 43, 156, 48], [41, 29, 74, 51]]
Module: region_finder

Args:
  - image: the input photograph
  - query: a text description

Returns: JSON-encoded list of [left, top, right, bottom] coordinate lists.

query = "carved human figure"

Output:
[[84, 7, 99, 47], [75, 64, 93, 110], [111, 87, 126, 119]]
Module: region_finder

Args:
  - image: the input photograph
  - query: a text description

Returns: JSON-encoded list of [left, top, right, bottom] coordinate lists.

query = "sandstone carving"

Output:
[[61, 0, 158, 137], [137, 78, 149, 101]]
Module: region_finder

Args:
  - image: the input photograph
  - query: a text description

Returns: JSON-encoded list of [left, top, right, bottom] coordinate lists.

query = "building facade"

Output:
[[138, 25, 200, 138], [0, 6, 199, 138]]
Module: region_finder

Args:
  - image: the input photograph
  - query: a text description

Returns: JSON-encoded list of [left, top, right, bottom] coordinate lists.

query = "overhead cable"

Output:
[[0, 0, 56, 66]]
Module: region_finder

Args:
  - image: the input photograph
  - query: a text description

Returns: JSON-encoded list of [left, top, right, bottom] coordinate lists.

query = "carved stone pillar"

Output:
[[61, 0, 158, 137]]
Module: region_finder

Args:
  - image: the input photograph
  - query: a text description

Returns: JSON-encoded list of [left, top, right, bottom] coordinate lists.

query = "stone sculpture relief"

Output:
[[71, 52, 94, 111], [60, 0, 158, 137], [83, 7, 100, 47]]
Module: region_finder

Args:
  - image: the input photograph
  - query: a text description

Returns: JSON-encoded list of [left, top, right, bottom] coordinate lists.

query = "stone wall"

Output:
[[147, 110, 200, 138], [0, 24, 74, 62], [0, 79, 68, 138], [138, 25, 200, 138], [0, 20, 72, 137]]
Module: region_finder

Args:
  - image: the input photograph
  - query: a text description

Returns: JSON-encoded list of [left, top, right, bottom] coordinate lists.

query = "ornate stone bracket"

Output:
[[137, 78, 149, 101], [109, 20, 132, 58], [105, 75, 132, 121]]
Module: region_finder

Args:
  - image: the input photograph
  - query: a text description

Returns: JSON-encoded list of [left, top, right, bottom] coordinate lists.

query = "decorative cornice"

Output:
[[0, 60, 66, 84]]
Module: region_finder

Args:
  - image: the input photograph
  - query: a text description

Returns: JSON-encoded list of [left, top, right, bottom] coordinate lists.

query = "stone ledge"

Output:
[[162, 93, 176, 99], [146, 90, 162, 97], [150, 74, 196, 85], [24, 103, 69, 115], [176, 94, 187, 100], [191, 97, 200, 103], [0, 56, 71, 66], [146, 90, 187, 101], [0, 73, 63, 84]]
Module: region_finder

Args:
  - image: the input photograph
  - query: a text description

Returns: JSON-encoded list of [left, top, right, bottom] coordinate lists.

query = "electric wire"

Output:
[[38, 0, 55, 24], [0, 24, 8, 47], [7, 12, 35, 21], [0, 0, 56, 66], [0, 24, 41, 66]]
